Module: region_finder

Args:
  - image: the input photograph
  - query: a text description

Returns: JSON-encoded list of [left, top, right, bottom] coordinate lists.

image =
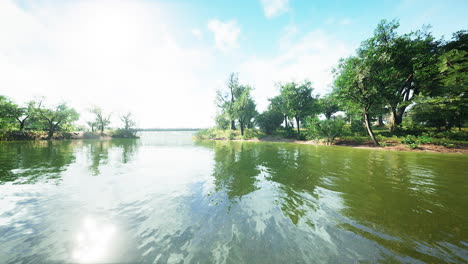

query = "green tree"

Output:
[[36, 102, 79, 139], [90, 106, 111, 134], [215, 113, 230, 130], [269, 95, 290, 128], [280, 81, 317, 135], [232, 85, 257, 136], [362, 20, 440, 132], [256, 109, 284, 134], [333, 56, 382, 145], [216, 73, 240, 130], [318, 94, 340, 120], [7, 101, 36, 130]]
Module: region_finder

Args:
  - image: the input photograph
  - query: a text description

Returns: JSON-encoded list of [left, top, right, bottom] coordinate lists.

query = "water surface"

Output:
[[0, 131, 467, 263]]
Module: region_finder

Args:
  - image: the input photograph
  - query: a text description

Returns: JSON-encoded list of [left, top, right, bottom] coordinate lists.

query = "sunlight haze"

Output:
[[1, 0, 466, 128]]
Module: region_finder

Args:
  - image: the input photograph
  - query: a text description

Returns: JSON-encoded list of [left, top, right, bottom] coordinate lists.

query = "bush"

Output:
[[401, 135, 418, 145], [111, 129, 138, 138], [306, 117, 346, 144], [282, 127, 296, 138], [256, 110, 284, 134], [242, 129, 258, 140]]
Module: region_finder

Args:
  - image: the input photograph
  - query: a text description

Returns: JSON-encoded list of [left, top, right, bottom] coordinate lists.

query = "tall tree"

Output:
[[269, 95, 290, 128], [233, 85, 257, 136], [36, 102, 79, 139], [90, 106, 111, 134], [279, 81, 317, 135], [333, 56, 383, 146], [216, 73, 240, 130], [362, 20, 440, 132]]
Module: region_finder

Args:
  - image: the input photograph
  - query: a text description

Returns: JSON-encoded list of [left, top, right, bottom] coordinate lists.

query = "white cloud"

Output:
[[0, 0, 219, 128], [191, 28, 203, 39], [260, 0, 290, 18], [207, 19, 240, 51], [240, 30, 354, 112]]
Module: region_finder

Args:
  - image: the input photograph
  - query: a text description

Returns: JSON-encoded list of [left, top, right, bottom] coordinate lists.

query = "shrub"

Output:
[[306, 117, 346, 145]]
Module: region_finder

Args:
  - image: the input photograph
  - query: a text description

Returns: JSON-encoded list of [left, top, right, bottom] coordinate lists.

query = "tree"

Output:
[[269, 95, 290, 128], [279, 81, 317, 135], [232, 85, 257, 136], [120, 112, 136, 130], [216, 73, 241, 130], [87, 121, 98, 132], [215, 113, 230, 130], [362, 20, 440, 132], [90, 106, 111, 134], [318, 94, 340, 120], [36, 102, 79, 139], [333, 56, 382, 146], [7, 101, 36, 130], [256, 109, 284, 134]]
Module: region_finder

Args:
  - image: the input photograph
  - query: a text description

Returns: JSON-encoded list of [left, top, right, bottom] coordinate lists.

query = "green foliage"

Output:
[[36, 102, 79, 139], [233, 85, 257, 135], [215, 113, 230, 130], [401, 135, 418, 145], [279, 81, 318, 134], [318, 94, 340, 119], [256, 109, 283, 134], [89, 106, 111, 133], [215, 73, 257, 135], [305, 116, 346, 144], [111, 129, 138, 138]]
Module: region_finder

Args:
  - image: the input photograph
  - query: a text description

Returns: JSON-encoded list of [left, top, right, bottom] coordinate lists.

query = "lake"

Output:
[[0, 131, 467, 263]]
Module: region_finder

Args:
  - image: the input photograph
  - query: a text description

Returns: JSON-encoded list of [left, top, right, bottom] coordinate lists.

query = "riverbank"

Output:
[[194, 129, 468, 154], [0, 130, 138, 141]]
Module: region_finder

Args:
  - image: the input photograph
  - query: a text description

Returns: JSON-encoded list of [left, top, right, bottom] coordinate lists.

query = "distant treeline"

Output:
[[213, 20, 467, 145], [0, 97, 137, 140]]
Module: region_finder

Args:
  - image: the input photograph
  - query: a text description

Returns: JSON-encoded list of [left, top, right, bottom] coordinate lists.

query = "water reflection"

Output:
[[85, 139, 138, 176], [0, 140, 76, 184], [197, 140, 468, 263], [0, 134, 467, 263]]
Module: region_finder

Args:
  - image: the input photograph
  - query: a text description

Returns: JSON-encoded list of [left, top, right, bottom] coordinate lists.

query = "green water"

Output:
[[0, 131, 467, 263]]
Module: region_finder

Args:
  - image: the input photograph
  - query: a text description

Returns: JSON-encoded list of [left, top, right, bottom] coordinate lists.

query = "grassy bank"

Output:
[[194, 128, 468, 154], [0, 130, 139, 141]]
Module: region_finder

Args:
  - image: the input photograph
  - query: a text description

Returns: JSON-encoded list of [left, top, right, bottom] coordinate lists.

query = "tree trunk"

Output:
[[230, 120, 236, 130], [240, 122, 244, 136], [47, 126, 54, 140], [296, 117, 300, 135], [284, 115, 288, 128], [389, 106, 406, 133], [364, 111, 379, 146], [19, 121, 25, 130], [376, 115, 384, 127], [325, 113, 331, 120]]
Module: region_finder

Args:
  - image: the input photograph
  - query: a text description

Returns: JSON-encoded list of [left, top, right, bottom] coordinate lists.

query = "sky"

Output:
[[1, 0, 467, 128]]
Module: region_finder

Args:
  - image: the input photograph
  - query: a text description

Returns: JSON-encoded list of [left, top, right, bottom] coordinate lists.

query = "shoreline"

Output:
[[205, 136, 468, 154], [0, 130, 138, 141]]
